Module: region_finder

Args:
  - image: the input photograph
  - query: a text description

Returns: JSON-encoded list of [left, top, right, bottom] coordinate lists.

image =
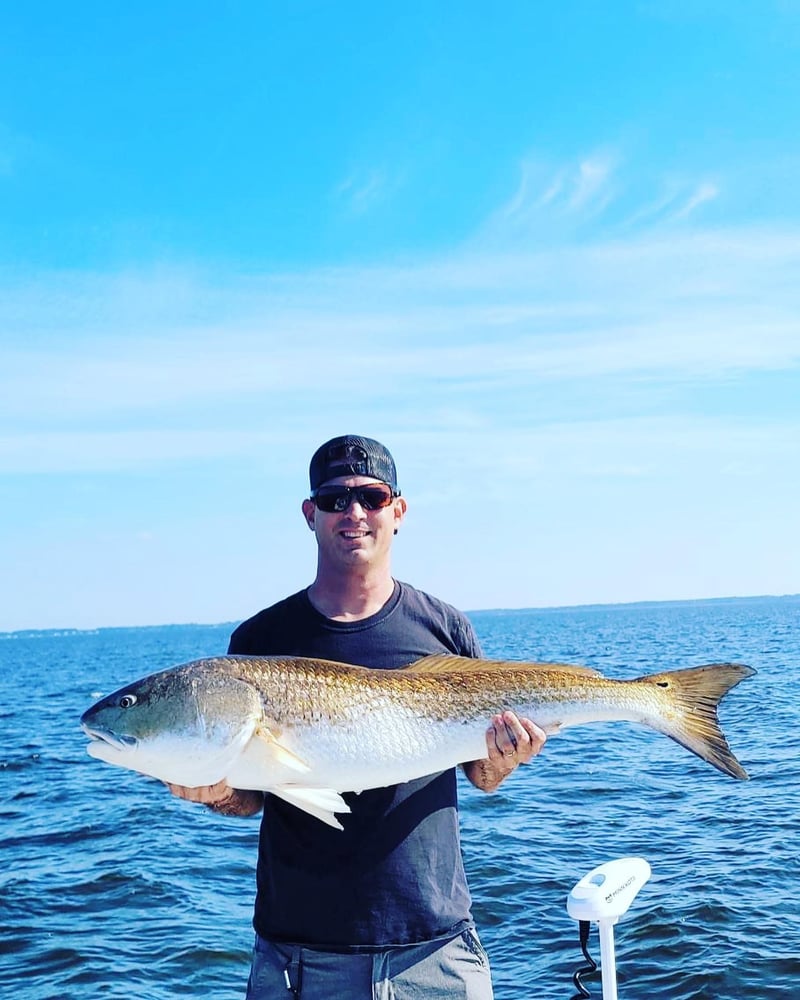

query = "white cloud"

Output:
[[3, 410, 797, 481], [2, 224, 799, 440], [672, 181, 720, 219], [495, 151, 618, 228], [567, 155, 616, 212]]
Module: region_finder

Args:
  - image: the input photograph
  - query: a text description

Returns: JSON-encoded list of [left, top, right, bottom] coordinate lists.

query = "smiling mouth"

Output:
[[82, 725, 138, 750]]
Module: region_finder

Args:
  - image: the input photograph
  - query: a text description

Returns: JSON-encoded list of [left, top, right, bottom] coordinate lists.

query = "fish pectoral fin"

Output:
[[227, 728, 313, 789], [251, 725, 312, 774], [270, 786, 350, 830]]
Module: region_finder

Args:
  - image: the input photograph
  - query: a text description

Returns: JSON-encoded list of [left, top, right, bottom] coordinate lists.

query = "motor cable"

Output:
[[570, 920, 598, 999]]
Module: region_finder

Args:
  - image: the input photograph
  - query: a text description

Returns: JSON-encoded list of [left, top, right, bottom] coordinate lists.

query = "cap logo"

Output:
[[326, 442, 369, 476]]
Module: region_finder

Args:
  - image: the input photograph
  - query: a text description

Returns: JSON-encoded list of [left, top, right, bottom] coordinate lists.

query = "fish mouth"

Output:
[[82, 724, 138, 751]]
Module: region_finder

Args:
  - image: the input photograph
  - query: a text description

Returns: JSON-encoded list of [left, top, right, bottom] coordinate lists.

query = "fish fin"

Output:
[[226, 728, 313, 790], [405, 654, 603, 677], [269, 786, 350, 829], [638, 663, 755, 780], [253, 725, 312, 774]]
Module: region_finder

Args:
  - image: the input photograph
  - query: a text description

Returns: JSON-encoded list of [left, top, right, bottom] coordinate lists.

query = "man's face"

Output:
[[302, 475, 406, 570]]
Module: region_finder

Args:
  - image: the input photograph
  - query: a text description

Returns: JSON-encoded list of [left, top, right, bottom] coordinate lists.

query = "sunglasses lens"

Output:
[[313, 485, 394, 512], [313, 489, 347, 512], [358, 487, 393, 510]]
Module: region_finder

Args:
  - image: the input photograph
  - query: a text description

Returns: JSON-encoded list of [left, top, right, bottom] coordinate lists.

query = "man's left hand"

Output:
[[462, 711, 546, 792]]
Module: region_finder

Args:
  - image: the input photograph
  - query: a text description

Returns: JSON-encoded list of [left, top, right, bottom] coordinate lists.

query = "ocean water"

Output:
[[1, 596, 798, 1000]]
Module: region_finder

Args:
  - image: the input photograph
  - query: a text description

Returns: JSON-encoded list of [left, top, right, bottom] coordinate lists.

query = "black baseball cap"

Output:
[[309, 435, 398, 492]]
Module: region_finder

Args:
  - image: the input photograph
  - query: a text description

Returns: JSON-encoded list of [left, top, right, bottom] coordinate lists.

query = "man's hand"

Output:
[[462, 711, 546, 792], [165, 779, 264, 817]]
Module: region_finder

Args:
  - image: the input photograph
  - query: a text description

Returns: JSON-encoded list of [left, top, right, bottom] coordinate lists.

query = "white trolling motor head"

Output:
[[567, 856, 652, 924]]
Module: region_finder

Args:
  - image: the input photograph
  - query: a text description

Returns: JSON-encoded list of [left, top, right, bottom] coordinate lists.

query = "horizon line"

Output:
[[3, 591, 797, 637]]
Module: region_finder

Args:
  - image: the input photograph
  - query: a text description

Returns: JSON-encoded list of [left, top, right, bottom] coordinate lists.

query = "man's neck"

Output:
[[307, 570, 395, 622]]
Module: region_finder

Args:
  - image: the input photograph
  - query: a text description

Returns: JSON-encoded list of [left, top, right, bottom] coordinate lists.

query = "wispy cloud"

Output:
[[497, 151, 618, 226], [567, 155, 617, 212], [491, 151, 731, 241], [334, 167, 396, 214], [672, 181, 720, 219]]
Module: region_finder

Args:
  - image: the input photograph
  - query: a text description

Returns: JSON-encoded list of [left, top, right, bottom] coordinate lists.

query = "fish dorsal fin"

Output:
[[405, 654, 603, 678]]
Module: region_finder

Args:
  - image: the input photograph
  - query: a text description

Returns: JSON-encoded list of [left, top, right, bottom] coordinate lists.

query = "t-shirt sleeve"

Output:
[[457, 613, 483, 658], [228, 618, 261, 654], [227, 623, 245, 654]]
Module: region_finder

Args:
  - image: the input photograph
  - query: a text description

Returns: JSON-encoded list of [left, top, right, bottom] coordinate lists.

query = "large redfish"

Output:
[[81, 655, 754, 828]]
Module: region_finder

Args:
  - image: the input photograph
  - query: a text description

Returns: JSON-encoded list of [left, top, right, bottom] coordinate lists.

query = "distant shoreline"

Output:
[[470, 592, 800, 616], [3, 592, 798, 638]]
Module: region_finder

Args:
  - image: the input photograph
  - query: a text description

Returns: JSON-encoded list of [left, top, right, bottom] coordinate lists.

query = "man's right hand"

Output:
[[165, 779, 264, 816]]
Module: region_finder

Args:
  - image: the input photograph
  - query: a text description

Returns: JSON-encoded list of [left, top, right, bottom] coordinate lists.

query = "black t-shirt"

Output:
[[228, 580, 483, 948]]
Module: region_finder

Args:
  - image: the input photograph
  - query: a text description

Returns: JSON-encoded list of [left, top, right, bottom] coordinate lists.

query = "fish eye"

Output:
[[119, 694, 138, 709]]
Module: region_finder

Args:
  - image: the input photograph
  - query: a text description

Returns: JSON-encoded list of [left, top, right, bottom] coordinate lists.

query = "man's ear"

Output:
[[301, 498, 316, 531], [393, 496, 408, 533]]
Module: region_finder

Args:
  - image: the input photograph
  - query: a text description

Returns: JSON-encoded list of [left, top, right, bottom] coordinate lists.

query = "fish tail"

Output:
[[637, 663, 755, 779]]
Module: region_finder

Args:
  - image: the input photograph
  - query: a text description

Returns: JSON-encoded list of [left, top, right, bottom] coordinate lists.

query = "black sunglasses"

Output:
[[311, 483, 399, 513]]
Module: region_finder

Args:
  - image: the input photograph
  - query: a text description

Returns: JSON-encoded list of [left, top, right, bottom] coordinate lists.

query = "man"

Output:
[[169, 434, 546, 999]]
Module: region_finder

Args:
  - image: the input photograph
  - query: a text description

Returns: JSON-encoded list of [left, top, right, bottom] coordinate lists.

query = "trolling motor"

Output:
[[566, 857, 652, 999]]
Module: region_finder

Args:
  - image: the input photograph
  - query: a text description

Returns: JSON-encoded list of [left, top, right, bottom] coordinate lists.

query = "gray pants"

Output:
[[245, 928, 494, 1000]]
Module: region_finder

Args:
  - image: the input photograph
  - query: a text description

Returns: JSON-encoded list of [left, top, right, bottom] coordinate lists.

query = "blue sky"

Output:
[[2, 1, 799, 631]]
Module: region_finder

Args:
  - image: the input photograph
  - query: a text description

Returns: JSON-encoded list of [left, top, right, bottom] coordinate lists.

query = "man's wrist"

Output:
[[463, 757, 515, 792], [208, 787, 264, 817]]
